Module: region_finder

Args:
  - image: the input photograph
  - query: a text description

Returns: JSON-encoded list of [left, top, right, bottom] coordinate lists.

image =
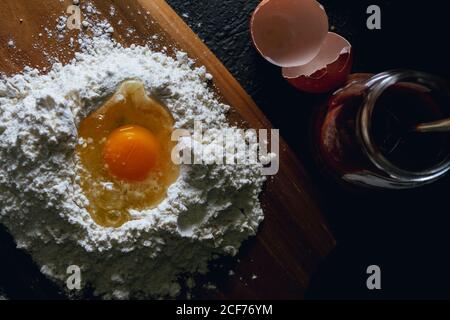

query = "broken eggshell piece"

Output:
[[282, 32, 353, 93], [250, 0, 329, 67]]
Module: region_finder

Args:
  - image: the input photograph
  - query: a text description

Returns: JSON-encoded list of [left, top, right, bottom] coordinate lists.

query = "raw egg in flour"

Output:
[[77, 80, 179, 228]]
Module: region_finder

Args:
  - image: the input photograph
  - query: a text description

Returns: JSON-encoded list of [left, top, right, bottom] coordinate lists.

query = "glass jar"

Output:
[[314, 70, 450, 189]]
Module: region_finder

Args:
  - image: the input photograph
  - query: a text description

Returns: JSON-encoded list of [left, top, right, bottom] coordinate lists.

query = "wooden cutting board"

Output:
[[0, 0, 335, 299]]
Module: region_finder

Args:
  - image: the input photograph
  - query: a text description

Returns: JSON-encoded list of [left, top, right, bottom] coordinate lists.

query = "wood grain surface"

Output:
[[0, 0, 335, 299]]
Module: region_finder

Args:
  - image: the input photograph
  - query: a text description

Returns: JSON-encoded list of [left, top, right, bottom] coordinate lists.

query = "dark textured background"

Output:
[[165, 0, 450, 299], [1, 0, 449, 299]]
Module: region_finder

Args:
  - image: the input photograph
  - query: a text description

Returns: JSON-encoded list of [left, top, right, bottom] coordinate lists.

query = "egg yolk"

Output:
[[103, 125, 160, 182]]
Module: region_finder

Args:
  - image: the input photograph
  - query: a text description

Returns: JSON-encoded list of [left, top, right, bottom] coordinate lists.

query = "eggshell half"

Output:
[[282, 32, 353, 93], [250, 0, 329, 67]]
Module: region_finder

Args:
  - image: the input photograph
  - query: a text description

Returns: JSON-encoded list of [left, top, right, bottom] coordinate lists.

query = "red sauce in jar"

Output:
[[315, 72, 450, 188]]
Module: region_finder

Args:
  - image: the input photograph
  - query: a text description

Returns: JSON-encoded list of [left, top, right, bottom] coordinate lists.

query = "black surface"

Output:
[[1, 0, 450, 299], [165, 0, 450, 299]]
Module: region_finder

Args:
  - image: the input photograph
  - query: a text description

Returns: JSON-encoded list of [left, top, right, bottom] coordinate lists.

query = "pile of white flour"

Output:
[[0, 38, 266, 298]]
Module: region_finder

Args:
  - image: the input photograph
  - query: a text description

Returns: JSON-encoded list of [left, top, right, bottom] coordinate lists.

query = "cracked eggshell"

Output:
[[282, 32, 353, 93], [250, 0, 329, 68]]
